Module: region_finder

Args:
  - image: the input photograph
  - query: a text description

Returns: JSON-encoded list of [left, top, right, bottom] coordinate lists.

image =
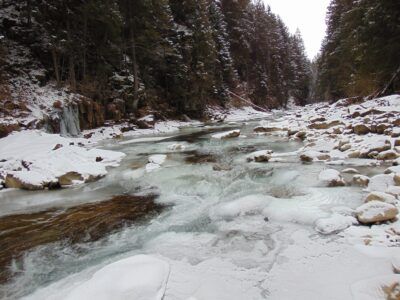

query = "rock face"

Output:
[[356, 201, 398, 224], [319, 169, 346, 187]]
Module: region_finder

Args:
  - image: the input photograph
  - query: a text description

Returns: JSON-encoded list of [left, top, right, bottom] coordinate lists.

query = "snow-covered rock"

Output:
[[146, 154, 167, 172], [300, 150, 330, 162], [167, 143, 185, 151], [211, 130, 240, 139], [315, 214, 358, 235], [0, 130, 125, 190], [352, 175, 370, 187], [318, 169, 345, 187], [23, 255, 170, 300], [377, 150, 398, 161], [367, 174, 395, 192], [365, 192, 397, 205], [356, 201, 398, 224], [342, 168, 359, 174], [246, 150, 273, 162]]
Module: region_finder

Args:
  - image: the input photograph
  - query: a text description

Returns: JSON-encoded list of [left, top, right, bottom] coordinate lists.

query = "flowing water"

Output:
[[0, 118, 386, 299]]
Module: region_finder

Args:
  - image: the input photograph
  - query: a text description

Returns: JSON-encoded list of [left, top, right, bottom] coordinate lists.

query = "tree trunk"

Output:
[[130, 29, 140, 112], [26, 0, 32, 26], [69, 56, 76, 91], [51, 47, 61, 87]]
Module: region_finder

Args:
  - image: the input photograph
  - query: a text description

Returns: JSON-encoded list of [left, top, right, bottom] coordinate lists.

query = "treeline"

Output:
[[316, 0, 400, 101], [2, 0, 310, 117]]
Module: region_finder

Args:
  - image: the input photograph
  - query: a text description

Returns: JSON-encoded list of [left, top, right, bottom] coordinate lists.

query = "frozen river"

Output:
[[0, 118, 391, 299]]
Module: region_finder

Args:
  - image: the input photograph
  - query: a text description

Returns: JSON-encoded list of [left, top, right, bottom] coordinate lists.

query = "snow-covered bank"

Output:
[[0, 130, 125, 190]]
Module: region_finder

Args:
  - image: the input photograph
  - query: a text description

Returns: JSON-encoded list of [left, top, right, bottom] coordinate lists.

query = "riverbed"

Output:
[[0, 117, 395, 299]]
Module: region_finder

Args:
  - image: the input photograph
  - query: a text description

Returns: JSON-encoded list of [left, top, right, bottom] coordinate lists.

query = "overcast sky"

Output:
[[263, 0, 331, 59]]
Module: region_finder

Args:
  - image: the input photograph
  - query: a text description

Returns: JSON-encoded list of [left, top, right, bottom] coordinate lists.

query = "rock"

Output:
[[356, 201, 398, 224], [339, 144, 351, 151], [212, 130, 241, 139], [394, 139, 400, 147], [300, 153, 313, 162], [167, 144, 185, 151], [95, 156, 103, 162], [5, 173, 47, 190], [353, 124, 370, 135], [376, 123, 391, 134], [353, 175, 370, 187], [342, 168, 359, 174], [308, 120, 344, 130], [300, 150, 330, 163], [247, 150, 273, 162], [315, 214, 358, 235], [254, 126, 285, 133], [318, 169, 346, 187], [294, 131, 307, 140], [348, 151, 361, 158], [368, 174, 395, 192], [365, 192, 397, 205], [58, 172, 84, 186], [394, 174, 400, 186], [386, 186, 400, 197], [213, 164, 233, 171], [377, 150, 398, 161], [52, 144, 63, 151]]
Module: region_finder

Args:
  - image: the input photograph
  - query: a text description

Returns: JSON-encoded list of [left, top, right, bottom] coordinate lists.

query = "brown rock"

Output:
[[58, 172, 84, 186], [353, 175, 370, 187], [53, 144, 63, 150], [353, 124, 370, 135], [308, 120, 344, 130], [356, 201, 398, 224], [4, 174, 45, 191]]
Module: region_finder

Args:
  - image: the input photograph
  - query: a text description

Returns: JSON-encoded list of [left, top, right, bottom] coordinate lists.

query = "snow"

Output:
[[318, 169, 344, 185], [0, 130, 125, 187], [351, 275, 400, 300], [315, 214, 358, 235], [146, 155, 167, 172], [23, 255, 170, 300], [367, 174, 395, 192]]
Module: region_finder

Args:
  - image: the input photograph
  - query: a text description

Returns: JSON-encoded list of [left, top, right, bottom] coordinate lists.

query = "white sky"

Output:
[[263, 0, 331, 59]]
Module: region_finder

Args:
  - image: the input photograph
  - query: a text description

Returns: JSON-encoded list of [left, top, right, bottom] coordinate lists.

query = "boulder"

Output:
[[247, 150, 273, 162], [365, 192, 397, 205], [368, 174, 395, 192], [356, 201, 398, 224], [394, 174, 400, 186], [353, 175, 370, 187], [294, 131, 307, 140], [353, 124, 370, 135], [318, 169, 346, 187], [58, 172, 84, 186], [377, 150, 398, 161], [5, 173, 47, 190], [254, 126, 284, 133]]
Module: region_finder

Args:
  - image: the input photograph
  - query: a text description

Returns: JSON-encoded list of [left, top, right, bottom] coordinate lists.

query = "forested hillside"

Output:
[[0, 0, 310, 124], [316, 0, 400, 101]]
